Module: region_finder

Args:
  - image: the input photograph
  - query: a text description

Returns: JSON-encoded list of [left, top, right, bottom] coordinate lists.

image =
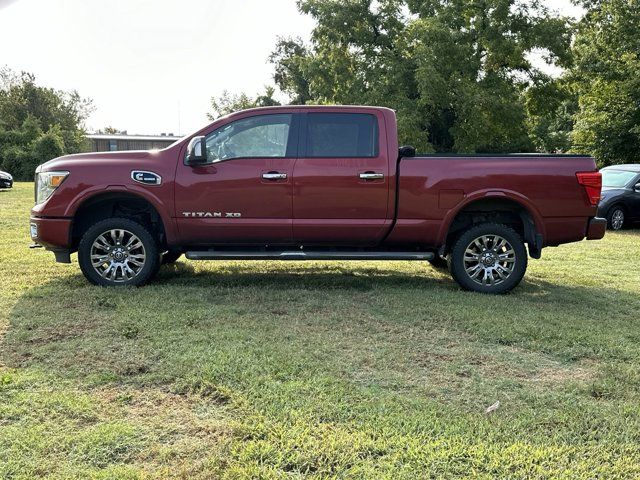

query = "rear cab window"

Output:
[[304, 113, 379, 158]]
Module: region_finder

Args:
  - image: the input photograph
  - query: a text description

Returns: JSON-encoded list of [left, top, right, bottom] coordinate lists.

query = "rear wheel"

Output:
[[607, 207, 625, 231], [449, 223, 527, 294], [78, 217, 160, 287]]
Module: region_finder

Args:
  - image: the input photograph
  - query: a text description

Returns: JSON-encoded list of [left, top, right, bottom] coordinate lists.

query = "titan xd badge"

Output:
[[182, 212, 242, 218]]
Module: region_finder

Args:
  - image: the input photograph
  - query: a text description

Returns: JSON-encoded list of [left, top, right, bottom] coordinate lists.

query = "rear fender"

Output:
[[437, 189, 546, 252]]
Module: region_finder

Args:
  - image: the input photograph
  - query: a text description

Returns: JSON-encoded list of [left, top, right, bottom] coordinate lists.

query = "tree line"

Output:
[[1, 0, 637, 181], [0, 68, 92, 180], [216, 0, 639, 167]]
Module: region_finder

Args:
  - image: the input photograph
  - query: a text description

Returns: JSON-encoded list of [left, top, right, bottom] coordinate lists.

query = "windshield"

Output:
[[601, 169, 637, 188]]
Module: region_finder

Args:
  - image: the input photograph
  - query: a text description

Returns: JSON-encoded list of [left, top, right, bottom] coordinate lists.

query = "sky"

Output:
[[0, 0, 583, 136]]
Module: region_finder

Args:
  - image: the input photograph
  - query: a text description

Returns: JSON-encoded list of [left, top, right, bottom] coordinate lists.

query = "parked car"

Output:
[[597, 165, 640, 230], [30, 106, 606, 294], [0, 170, 13, 189]]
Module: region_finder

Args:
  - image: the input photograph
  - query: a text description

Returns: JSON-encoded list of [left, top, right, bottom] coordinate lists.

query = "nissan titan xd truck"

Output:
[[30, 106, 606, 294]]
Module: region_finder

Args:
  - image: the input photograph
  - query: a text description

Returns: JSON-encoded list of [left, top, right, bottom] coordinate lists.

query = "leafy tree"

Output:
[[569, 0, 640, 166], [524, 77, 577, 153], [207, 86, 280, 120], [0, 68, 92, 179], [270, 0, 572, 153], [269, 39, 313, 105]]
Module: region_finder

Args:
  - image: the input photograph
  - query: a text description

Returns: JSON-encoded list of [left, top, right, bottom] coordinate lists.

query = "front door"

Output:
[[175, 113, 297, 245], [292, 112, 391, 244]]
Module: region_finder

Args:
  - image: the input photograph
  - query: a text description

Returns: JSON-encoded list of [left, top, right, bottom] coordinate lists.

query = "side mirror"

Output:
[[399, 145, 416, 158], [635, 183, 640, 193], [185, 136, 207, 165]]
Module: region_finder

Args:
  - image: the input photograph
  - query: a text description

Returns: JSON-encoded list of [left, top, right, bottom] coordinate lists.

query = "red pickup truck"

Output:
[[30, 106, 606, 294]]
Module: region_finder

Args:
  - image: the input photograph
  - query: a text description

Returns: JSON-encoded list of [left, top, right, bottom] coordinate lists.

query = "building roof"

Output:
[[87, 134, 182, 141]]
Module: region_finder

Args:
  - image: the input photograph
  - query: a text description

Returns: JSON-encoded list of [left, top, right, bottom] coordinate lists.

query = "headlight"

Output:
[[35, 171, 69, 204]]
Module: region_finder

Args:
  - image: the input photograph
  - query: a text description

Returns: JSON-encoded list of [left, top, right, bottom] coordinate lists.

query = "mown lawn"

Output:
[[1, 182, 639, 479]]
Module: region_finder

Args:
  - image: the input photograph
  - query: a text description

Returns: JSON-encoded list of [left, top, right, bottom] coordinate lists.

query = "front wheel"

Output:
[[78, 218, 160, 287], [449, 223, 527, 294]]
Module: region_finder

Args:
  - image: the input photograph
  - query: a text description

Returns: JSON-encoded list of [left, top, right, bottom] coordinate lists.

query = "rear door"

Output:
[[292, 111, 391, 244], [174, 113, 298, 245]]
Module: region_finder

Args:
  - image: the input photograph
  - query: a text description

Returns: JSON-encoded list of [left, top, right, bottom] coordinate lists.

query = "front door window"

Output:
[[205, 114, 292, 162]]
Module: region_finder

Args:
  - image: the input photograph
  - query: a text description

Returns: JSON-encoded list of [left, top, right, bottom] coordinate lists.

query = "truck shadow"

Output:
[[2, 262, 638, 385], [154, 261, 456, 290]]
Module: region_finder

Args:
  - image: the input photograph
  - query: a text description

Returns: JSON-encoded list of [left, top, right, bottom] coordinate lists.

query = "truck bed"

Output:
[[385, 154, 599, 248]]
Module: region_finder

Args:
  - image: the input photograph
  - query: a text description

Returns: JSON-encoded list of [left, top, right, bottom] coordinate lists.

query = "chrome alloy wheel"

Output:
[[611, 209, 624, 230], [90, 229, 146, 282], [463, 234, 516, 286]]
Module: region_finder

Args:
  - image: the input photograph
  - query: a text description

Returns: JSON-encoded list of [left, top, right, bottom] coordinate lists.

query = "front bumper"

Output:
[[0, 179, 12, 188], [30, 216, 73, 252], [586, 217, 607, 240]]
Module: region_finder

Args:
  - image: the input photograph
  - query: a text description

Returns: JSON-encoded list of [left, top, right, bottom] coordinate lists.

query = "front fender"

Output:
[[62, 184, 179, 244]]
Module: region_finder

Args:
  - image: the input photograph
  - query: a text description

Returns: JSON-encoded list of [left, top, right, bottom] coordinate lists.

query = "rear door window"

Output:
[[305, 113, 378, 158]]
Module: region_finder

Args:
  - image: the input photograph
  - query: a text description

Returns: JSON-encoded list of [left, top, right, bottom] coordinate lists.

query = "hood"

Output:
[[599, 187, 625, 202], [38, 150, 153, 171]]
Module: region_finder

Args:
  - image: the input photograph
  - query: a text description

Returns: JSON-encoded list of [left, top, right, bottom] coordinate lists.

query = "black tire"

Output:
[[449, 223, 527, 294], [606, 206, 625, 231], [428, 255, 449, 271], [162, 250, 183, 265], [78, 217, 160, 287]]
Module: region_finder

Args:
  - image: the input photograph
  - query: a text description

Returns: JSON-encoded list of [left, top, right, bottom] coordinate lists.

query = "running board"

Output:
[[185, 250, 434, 261]]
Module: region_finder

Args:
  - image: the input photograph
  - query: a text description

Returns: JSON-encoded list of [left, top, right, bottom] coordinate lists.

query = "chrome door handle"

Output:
[[359, 172, 384, 180], [262, 172, 287, 180]]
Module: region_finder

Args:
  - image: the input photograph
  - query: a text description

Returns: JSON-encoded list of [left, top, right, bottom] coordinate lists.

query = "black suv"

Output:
[[598, 165, 640, 230], [0, 170, 13, 189]]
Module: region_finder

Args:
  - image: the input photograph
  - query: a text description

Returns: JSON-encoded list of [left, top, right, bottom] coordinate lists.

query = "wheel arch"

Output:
[[607, 202, 628, 215], [438, 191, 545, 258], [71, 190, 170, 249]]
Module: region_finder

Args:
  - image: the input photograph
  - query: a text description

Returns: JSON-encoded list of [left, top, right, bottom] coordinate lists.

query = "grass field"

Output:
[[1, 182, 640, 479]]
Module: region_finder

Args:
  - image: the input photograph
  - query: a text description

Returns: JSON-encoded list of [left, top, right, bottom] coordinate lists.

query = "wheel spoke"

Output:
[[91, 254, 109, 266], [95, 235, 111, 251], [128, 241, 143, 251], [494, 266, 507, 281], [466, 264, 482, 276], [498, 251, 515, 262], [101, 264, 114, 279]]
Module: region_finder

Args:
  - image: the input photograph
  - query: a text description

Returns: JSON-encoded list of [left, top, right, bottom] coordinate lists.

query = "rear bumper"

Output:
[[586, 217, 607, 240]]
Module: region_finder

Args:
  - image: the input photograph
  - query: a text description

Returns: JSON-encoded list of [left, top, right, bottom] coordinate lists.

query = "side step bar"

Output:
[[185, 250, 434, 261]]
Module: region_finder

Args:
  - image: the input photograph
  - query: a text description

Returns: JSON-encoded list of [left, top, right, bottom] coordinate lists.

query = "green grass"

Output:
[[1, 182, 640, 478]]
